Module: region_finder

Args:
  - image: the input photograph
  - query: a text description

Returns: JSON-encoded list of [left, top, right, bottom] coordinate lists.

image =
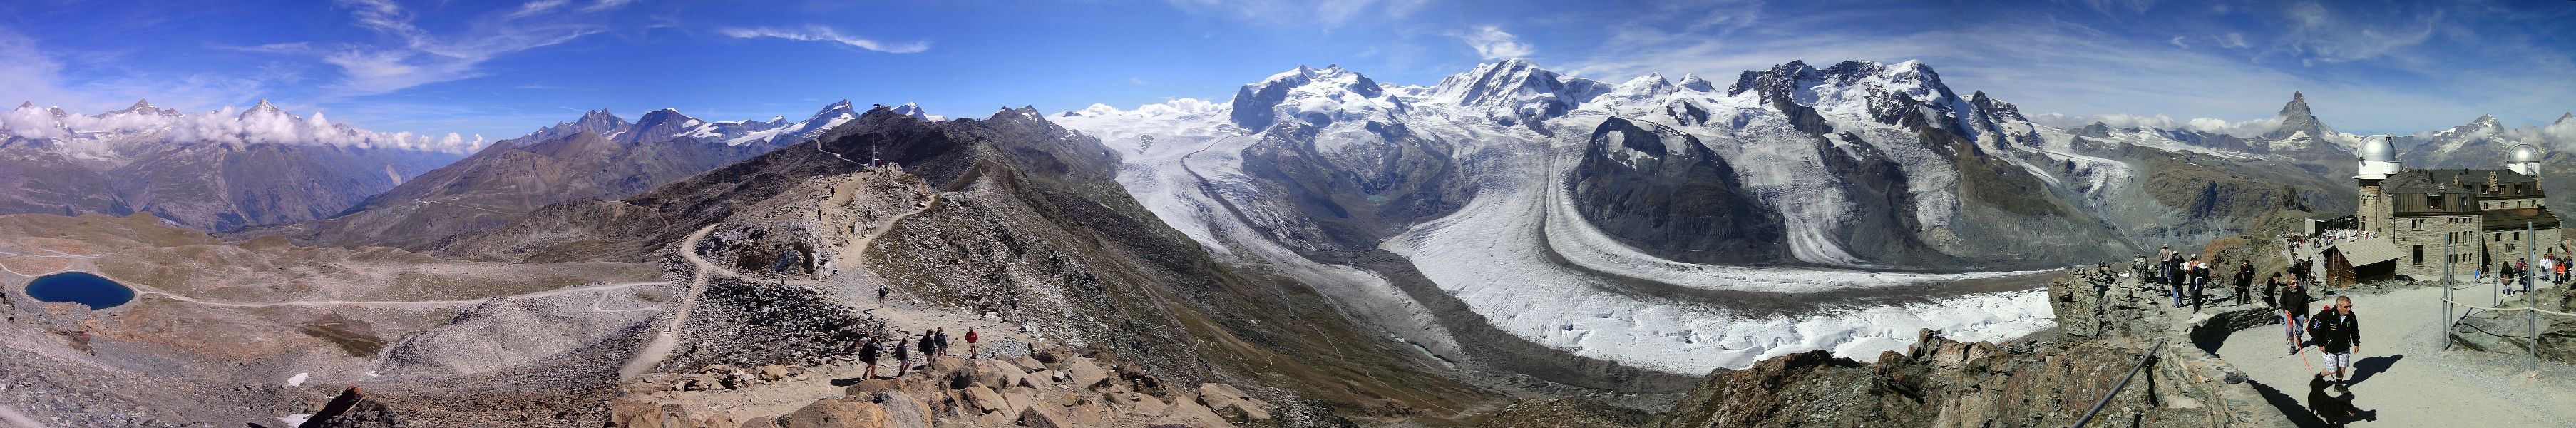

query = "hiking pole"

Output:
[[2070, 339, 2164, 428]]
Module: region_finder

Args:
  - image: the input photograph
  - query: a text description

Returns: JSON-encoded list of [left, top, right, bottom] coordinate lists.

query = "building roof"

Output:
[[2483, 207, 2563, 230], [2331, 237, 2406, 267], [2381, 168, 2535, 195]]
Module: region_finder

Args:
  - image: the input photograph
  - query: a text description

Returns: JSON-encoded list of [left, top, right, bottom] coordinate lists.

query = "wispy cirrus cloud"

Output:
[[718, 26, 928, 54], [1451, 26, 1535, 60], [290, 0, 607, 97]]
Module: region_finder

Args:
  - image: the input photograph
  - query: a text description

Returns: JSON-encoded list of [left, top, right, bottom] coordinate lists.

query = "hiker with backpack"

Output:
[[878, 284, 891, 307], [2314, 296, 2362, 391], [858, 339, 884, 379]]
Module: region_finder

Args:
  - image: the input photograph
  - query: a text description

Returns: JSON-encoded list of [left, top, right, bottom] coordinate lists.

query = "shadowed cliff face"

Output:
[[1569, 117, 1785, 264]]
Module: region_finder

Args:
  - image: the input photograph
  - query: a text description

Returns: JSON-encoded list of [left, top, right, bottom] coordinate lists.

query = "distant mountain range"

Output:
[[0, 100, 466, 230], [235, 101, 889, 250]]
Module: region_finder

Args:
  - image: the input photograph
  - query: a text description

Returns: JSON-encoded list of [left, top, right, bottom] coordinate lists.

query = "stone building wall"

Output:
[[2386, 215, 2482, 279]]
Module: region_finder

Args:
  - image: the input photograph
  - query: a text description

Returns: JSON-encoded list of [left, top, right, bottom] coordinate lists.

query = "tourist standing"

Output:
[[878, 284, 891, 307], [965, 327, 981, 360], [2190, 255, 2210, 312], [935, 327, 951, 356], [2234, 260, 2256, 305], [2282, 280, 2312, 355]]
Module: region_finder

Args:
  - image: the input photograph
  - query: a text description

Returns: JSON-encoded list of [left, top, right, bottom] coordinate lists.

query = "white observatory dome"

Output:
[[2510, 143, 2541, 163], [2359, 138, 2395, 162]]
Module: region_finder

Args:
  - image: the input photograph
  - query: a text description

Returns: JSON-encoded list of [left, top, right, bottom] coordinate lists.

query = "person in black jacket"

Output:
[[2316, 296, 2361, 390], [2282, 280, 2312, 355], [2234, 260, 2256, 305], [858, 339, 883, 379]]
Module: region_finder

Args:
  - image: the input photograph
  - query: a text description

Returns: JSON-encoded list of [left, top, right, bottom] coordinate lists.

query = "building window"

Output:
[[2414, 245, 2425, 265]]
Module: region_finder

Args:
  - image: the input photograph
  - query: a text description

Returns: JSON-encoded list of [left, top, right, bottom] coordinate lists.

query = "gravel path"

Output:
[[136, 281, 663, 309], [620, 190, 943, 381], [2215, 281, 2576, 427]]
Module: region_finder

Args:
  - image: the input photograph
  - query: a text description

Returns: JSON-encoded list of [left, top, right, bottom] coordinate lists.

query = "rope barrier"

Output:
[[2440, 299, 2576, 317]]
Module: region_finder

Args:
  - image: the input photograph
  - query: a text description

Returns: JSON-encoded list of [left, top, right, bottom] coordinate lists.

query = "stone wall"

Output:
[[2384, 215, 2480, 279]]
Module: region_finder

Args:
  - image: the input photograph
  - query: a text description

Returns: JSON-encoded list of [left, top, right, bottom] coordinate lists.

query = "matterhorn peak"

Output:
[[245, 98, 287, 115], [128, 99, 155, 111], [14, 101, 33, 111], [2558, 112, 2575, 124], [2292, 91, 2305, 102]]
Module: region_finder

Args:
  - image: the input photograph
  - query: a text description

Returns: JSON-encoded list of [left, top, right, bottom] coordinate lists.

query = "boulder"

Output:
[[843, 378, 902, 399], [1149, 398, 1232, 428], [1011, 355, 1045, 372], [1195, 383, 1272, 422], [1061, 359, 1111, 390], [1015, 406, 1069, 428], [757, 365, 796, 382], [961, 385, 1009, 414], [781, 399, 888, 428], [869, 392, 933, 428]]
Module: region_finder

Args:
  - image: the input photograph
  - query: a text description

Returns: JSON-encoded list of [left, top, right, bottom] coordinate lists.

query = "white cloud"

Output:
[[302, 0, 605, 96], [719, 26, 929, 54], [1161, 0, 1419, 30], [2277, 1, 2440, 63], [2218, 32, 2249, 49], [721, 26, 932, 54], [2028, 112, 2283, 137], [2168, 36, 2187, 49], [1452, 26, 1535, 60], [583, 0, 637, 11], [1, 102, 487, 153], [506, 0, 573, 19], [0, 29, 269, 115]]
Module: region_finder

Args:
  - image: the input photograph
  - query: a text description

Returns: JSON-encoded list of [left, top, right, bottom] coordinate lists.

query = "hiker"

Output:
[[2314, 296, 2361, 390], [893, 337, 912, 377], [935, 327, 951, 356], [2190, 255, 2210, 312], [965, 327, 980, 360], [2166, 253, 2185, 307], [2234, 260, 2255, 305], [2282, 280, 2312, 355], [859, 339, 884, 379], [916, 330, 936, 361], [2264, 272, 2284, 308], [878, 284, 891, 307]]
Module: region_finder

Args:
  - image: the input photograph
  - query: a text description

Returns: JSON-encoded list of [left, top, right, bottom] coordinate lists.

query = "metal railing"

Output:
[[2434, 222, 2570, 377], [2070, 339, 2165, 428]]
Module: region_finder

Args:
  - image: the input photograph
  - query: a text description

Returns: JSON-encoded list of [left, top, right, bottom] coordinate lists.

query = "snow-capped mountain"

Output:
[[2397, 111, 2576, 212], [0, 100, 468, 230], [1054, 58, 2354, 377], [254, 101, 883, 250]]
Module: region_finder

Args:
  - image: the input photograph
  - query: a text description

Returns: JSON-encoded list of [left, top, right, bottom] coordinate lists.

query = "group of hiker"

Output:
[[2130, 245, 2264, 312], [2491, 255, 2571, 296], [851, 325, 984, 379]]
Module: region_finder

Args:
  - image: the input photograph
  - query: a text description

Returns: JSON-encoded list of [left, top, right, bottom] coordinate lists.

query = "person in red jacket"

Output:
[[965, 327, 980, 360]]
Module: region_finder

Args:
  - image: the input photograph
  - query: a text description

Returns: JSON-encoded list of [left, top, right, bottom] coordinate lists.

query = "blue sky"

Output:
[[2, 0, 2571, 142]]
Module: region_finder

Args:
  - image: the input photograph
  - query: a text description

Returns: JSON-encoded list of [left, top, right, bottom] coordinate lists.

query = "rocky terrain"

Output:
[[2450, 285, 2575, 363]]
